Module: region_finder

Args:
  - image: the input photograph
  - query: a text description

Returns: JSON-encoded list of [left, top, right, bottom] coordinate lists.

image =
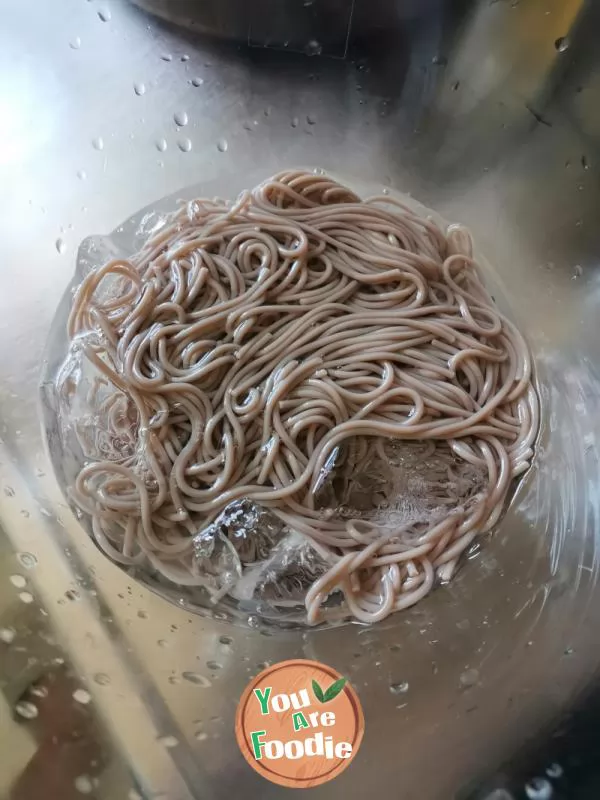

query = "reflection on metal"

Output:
[[247, 0, 355, 59], [0, 536, 133, 798], [0, 0, 600, 797]]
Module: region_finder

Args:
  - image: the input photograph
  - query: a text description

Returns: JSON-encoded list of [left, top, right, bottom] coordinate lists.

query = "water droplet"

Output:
[[15, 701, 38, 720], [20, 509, 30, 518], [30, 685, 48, 698], [137, 609, 148, 619], [459, 668, 479, 688], [158, 734, 179, 748], [0, 627, 16, 644], [93, 672, 111, 686], [77, 168, 87, 180], [525, 777, 553, 800], [572, 264, 583, 280], [92, 136, 104, 151], [177, 138, 192, 152], [4, 486, 14, 497], [155, 138, 168, 152], [65, 589, 80, 602], [55, 238, 66, 254], [10, 574, 26, 589], [74, 775, 93, 794], [157, 638, 169, 647], [546, 763, 563, 778], [128, 791, 143, 800], [69, 37, 81, 50], [247, 615, 259, 628], [390, 681, 409, 694], [291, 117, 299, 128], [181, 54, 190, 62], [174, 110, 189, 127], [195, 730, 208, 741], [555, 37, 569, 52], [73, 688, 91, 705], [564, 646, 574, 656], [97, 9, 111, 22], [306, 114, 317, 125], [218, 635, 233, 646], [134, 82, 146, 96], [206, 660, 222, 671], [304, 0, 315, 5], [305, 39, 322, 56], [17, 553, 37, 569], [216, 139, 228, 153], [160, 53, 173, 62], [182, 671, 212, 687], [191, 77, 204, 87], [18, 591, 34, 604], [581, 154, 590, 170]]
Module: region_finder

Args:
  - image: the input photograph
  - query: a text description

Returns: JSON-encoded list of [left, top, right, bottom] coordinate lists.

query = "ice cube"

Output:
[[232, 531, 333, 605], [192, 527, 242, 601], [207, 499, 286, 563]]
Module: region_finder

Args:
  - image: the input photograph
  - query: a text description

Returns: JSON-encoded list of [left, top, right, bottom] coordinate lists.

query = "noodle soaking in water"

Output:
[[52, 170, 539, 625]]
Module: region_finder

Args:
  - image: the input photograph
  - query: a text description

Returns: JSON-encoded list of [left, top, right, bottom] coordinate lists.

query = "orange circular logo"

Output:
[[235, 659, 364, 788]]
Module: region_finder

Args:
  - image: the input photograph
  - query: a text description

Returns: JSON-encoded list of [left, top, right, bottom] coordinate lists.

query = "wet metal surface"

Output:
[[1, 0, 600, 798]]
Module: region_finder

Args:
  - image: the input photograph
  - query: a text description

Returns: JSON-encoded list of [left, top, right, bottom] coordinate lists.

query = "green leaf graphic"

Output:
[[312, 679, 325, 703], [323, 677, 347, 702]]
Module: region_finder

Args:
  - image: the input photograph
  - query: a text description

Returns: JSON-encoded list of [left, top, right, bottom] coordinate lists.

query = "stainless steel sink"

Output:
[[0, 0, 599, 798]]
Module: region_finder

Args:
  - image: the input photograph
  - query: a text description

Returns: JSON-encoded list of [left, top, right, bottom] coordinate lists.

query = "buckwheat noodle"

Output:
[[63, 170, 539, 625]]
